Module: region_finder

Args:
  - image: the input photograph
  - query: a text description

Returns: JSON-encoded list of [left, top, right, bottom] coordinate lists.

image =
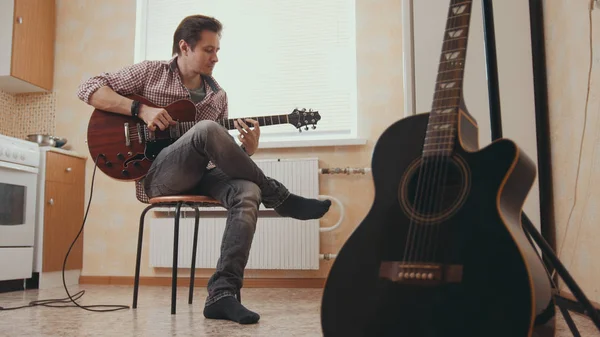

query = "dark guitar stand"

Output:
[[481, 0, 600, 335]]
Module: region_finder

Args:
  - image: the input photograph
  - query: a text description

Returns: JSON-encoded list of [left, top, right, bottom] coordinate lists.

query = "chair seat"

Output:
[[149, 195, 221, 205]]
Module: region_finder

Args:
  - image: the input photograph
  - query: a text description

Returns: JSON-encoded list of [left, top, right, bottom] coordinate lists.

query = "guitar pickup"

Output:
[[169, 121, 181, 139], [145, 126, 155, 142]]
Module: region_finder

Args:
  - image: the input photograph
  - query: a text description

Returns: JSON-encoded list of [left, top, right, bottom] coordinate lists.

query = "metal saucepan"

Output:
[[26, 134, 68, 148]]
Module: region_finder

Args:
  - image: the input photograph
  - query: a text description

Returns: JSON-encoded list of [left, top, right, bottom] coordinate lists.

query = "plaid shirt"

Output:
[[77, 56, 228, 122], [77, 56, 234, 203]]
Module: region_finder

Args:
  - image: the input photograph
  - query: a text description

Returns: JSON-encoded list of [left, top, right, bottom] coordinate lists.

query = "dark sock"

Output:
[[274, 194, 331, 220], [203, 296, 260, 324]]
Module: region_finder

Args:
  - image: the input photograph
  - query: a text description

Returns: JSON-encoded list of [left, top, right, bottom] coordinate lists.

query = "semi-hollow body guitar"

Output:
[[86, 94, 320, 181], [320, 1, 556, 336]]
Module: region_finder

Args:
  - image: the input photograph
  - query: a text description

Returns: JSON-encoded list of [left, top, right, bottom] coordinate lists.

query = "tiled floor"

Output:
[[0, 285, 598, 336]]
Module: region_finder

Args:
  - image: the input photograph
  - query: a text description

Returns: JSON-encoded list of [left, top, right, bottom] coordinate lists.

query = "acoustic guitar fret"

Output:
[[424, 0, 472, 158], [424, 142, 454, 147]]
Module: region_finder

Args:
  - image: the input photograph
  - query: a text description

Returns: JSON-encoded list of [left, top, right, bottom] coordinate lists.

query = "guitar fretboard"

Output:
[[424, 0, 473, 158], [177, 114, 290, 134]]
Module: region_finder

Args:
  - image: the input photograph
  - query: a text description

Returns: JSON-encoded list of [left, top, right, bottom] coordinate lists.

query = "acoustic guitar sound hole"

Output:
[[399, 155, 470, 224]]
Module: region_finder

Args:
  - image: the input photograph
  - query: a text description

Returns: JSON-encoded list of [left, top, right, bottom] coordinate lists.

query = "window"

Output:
[[134, 0, 365, 148]]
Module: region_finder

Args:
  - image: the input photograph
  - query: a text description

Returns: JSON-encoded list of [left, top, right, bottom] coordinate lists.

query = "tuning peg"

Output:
[[304, 126, 309, 131], [298, 128, 302, 133], [312, 125, 316, 129]]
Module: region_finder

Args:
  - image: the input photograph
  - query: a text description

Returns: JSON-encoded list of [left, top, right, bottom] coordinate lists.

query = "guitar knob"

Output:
[[121, 170, 129, 176], [105, 161, 113, 167], [117, 153, 125, 160]]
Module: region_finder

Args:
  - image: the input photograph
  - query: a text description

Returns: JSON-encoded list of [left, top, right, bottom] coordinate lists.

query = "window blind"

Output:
[[137, 0, 357, 142]]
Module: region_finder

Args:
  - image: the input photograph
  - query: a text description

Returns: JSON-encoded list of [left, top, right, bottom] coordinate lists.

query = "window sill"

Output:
[[236, 137, 368, 149]]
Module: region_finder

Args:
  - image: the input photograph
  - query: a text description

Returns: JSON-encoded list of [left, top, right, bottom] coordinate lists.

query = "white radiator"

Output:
[[148, 158, 321, 270]]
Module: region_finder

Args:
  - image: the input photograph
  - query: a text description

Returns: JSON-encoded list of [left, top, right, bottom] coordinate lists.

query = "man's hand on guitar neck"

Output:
[[138, 105, 176, 131], [234, 118, 260, 156]]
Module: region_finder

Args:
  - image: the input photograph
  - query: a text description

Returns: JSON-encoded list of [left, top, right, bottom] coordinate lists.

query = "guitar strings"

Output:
[[126, 115, 291, 136], [403, 0, 471, 267], [402, 7, 452, 265], [428, 2, 471, 264], [403, 5, 454, 265]]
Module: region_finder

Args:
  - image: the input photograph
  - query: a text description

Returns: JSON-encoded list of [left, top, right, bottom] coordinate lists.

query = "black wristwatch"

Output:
[[131, 100, 141, 118]]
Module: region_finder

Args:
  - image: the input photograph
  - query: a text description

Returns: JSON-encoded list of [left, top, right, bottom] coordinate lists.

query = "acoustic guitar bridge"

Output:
[[379, 261, 462, 285]]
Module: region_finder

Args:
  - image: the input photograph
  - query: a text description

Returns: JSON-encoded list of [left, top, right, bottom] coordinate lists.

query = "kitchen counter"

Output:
[[39, 146, 87, 160]]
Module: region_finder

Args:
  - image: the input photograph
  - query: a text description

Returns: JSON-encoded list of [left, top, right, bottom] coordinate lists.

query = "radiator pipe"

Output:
[[318, 195, 344, 232], [320, 253, 337, 260], [319, 167, 371, 175]]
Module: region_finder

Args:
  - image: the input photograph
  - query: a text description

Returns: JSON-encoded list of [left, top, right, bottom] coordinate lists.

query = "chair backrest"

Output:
[[135, 178, 150, 204]]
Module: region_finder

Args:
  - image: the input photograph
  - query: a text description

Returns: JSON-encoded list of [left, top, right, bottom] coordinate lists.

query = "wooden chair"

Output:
[[132, 179, 223, 314]]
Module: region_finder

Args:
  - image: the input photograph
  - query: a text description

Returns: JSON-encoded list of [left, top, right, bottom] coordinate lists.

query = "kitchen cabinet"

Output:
[[0, 0, 56, 93], [34, 148, 86, 289]]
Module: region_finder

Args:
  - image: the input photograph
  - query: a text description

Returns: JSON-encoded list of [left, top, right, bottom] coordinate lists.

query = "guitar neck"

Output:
[[424, 0, 473, 158], [217, 115, 290, 130]]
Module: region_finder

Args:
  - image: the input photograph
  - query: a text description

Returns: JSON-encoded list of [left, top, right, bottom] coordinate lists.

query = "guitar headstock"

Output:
[[288, 108, 321, 132]]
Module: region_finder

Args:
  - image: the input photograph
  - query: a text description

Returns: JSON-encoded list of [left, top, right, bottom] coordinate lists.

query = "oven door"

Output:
[[0, 160, 38, 247]]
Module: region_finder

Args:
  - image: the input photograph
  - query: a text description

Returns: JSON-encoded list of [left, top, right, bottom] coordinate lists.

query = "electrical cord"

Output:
[[0, 154, 129, 312], [551, 2, 595, 283]]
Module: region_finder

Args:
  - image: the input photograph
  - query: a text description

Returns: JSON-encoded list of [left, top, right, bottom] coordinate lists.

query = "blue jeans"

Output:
[[143, 120, 290, 305]]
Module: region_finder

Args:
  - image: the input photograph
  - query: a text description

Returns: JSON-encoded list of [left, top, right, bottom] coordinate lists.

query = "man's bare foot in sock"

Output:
[[274, 194, 331, 220]]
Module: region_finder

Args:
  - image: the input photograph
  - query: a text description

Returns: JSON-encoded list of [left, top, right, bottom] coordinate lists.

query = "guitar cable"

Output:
[[0, 154, 130, 312], [552, 1, 595, 284]]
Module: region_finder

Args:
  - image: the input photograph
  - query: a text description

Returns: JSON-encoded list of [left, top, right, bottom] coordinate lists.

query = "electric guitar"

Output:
[[320, 1, 556, 336], [86, 93, 321, 181]]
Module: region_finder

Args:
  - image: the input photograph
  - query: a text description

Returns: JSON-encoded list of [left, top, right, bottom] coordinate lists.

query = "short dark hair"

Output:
[[172, 15, 222, 56]]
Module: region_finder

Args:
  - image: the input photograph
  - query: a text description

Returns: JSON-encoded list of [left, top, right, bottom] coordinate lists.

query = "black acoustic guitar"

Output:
[[320, 1, 556, 336]]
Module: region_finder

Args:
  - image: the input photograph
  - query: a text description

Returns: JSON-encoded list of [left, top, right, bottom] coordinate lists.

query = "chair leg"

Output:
[[133, 204, 154, 309], [189, 206, 200, 304], [171, 202, 182, 315]]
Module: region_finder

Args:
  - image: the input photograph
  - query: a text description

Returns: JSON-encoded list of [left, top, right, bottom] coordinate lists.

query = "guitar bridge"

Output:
[[379, 261, 462, 285], [124, 122, 131, 146]]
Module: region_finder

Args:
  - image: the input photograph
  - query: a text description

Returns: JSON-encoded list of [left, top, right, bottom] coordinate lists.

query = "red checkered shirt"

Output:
[[77, 56, 232, 203]]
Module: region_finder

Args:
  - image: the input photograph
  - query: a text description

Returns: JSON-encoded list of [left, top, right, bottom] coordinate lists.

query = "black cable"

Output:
[[1, 153, 130, 312]]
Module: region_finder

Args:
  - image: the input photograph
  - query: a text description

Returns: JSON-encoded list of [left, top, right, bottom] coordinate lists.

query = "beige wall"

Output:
[[52, 0, 404, 280], [2, 0, 592, 302], [544, 0, 600, 300]]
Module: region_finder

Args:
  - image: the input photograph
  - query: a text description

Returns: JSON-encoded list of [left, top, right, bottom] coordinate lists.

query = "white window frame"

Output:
[[133, 0, 366, 149]]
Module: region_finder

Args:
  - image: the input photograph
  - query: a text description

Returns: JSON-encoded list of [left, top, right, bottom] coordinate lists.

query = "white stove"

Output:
[[0, 133, 40, 282]]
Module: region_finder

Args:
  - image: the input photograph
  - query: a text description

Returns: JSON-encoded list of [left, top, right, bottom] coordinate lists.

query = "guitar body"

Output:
[[86, 93, 320, 181], [87, 94, 197, 181], [320, 112, 555, 337]]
